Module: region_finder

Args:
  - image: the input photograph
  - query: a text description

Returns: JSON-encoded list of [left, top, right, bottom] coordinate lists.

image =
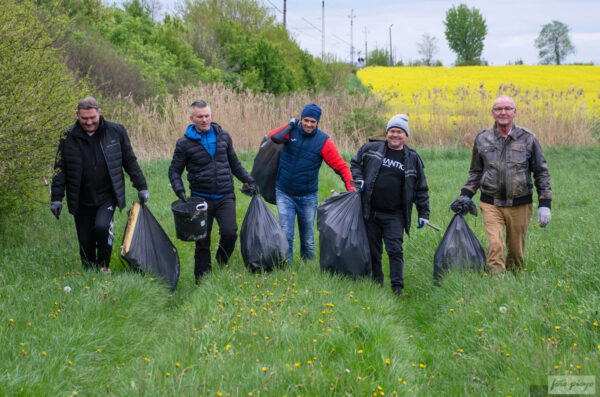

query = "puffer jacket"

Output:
[[168, 122, 253, 196], [51, 116, 147, 214], [350, 140, 430, 236], [461, 124, 552, 208]]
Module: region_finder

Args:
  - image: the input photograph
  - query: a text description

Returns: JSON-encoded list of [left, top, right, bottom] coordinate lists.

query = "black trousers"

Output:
[[74, 200, 116, 269], [365, 211, 405, 291], [194, 194, 238, 281]]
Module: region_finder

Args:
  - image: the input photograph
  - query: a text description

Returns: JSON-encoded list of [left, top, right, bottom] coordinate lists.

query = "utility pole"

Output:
[[388, 24, 394, 65], [349, 9, 355, 65], [283, 0, 286, 28], [321, 0, 325, 59], [364, 27, 368, 65]]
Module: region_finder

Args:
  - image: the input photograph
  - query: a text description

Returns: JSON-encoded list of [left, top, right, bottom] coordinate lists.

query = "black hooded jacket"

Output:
[[51, 116, 147, 214], [168, 122, 253, 196]]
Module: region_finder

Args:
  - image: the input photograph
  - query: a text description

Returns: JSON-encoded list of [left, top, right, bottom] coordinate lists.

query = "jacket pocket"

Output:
[[510, 144, 528, 165]]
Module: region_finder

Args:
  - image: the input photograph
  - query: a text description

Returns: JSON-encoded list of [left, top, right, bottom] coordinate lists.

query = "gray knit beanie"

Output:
[[386, 114, 409, 135]]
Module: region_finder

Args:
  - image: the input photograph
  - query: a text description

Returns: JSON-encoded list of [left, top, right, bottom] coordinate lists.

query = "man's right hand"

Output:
[[50, 201, 62, 219], [177, 191, 187, 202]]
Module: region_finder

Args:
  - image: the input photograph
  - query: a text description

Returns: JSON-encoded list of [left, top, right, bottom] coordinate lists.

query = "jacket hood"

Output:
[[185, 123, 218, 140]]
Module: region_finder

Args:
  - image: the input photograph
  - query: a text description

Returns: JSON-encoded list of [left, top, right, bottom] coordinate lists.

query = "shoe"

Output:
[[100, 267, 111, 275], [393, 288, 407, 297]]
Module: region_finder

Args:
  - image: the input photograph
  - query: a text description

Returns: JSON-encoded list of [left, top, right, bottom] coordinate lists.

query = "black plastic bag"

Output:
[[250, 133, 285, 204], [433, 214, 485, 281], [317, 191, 370, 277], [240, 195, 288, 272], [121, 202, 180, 290]]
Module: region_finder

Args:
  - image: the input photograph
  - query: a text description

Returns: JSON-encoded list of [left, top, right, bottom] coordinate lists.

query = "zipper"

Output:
[[499, 137, 507, 202]]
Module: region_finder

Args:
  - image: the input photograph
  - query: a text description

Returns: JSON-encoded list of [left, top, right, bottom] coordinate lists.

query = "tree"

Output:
[[443, 4, 487, 65], [366, 48, 392, 66], [0, 0, 89, 218], [535, 20, 575, 65], [417, 33, 438, 66]]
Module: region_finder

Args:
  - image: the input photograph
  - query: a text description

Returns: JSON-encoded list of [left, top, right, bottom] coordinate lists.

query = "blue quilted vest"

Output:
[[276, 126, 328, 196]]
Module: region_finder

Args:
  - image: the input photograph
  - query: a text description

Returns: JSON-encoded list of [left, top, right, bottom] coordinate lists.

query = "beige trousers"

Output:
[[479, 202, 533, 274]]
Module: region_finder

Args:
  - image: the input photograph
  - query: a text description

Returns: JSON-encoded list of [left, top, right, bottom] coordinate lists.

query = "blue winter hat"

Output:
[[301, 104, 322, 123], [386, 114, 409, 135]]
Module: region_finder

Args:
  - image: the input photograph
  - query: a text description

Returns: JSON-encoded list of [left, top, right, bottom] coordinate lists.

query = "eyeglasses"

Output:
[[492, 107, 515, 112]]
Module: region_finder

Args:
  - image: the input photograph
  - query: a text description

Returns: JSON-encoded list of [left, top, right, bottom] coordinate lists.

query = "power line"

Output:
[[262, 0, 283, 14]]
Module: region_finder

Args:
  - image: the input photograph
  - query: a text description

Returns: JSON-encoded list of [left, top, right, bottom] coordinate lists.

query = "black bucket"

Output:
[[171, 197, 208, 241]]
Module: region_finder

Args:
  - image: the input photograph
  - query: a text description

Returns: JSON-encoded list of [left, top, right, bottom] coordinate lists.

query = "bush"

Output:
[[0, 0, 89, 219]]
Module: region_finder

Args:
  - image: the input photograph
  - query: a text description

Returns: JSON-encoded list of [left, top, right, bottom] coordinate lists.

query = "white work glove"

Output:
[[538, 207, 551, 227], [418, 218, 429, 229]]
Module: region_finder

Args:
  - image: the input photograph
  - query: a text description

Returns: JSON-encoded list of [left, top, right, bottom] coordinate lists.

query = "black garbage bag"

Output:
[[433, 210, 485, 281], [121, 202, 180, 290], [450, 196, 478, 216], [250, 130, 287, 204], [240, 194, 288, 272], [317, 191, 370, 277]]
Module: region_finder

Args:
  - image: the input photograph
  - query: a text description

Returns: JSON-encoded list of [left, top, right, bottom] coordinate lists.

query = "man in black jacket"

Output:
[[168, 100, 257, 283], [51, 97, 149, 273], [350, 114, 430, 296]]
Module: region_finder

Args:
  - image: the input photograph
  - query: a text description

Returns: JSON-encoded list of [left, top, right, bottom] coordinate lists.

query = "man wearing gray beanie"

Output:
[[350, 114, 430, 296]]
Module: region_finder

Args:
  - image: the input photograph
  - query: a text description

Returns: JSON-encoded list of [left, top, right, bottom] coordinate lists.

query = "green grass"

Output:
[[1, 147, 599, 396]]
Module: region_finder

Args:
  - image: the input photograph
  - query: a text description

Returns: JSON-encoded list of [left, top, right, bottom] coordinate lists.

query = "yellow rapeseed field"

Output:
[[357, 65, 600, 147]]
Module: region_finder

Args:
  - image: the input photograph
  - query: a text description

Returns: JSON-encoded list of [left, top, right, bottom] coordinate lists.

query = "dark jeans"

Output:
[[74, 200, 116, 269], [194, 194, 237, 281], [365, 211, 405, 291]]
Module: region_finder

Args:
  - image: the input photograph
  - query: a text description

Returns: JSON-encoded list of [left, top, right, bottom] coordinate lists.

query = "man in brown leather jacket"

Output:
[[460, 95, 552, 274]]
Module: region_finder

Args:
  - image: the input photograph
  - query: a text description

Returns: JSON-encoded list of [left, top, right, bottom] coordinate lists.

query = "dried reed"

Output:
[[107, 83, 384, 160]]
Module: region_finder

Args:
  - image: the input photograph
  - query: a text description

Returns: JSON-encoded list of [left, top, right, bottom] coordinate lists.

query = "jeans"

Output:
[[365, 211, 405, 291], [74, 200, 116, 269], [276, 188, 318, 262]]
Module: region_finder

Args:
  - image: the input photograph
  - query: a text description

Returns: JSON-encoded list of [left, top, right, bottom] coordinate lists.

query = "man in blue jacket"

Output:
[[269, 104, 354, 262], [350, 114, 430, 296], [169, 100, 258, 283]]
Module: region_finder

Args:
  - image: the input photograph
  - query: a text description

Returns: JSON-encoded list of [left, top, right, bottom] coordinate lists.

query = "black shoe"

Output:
[[393, 288, 407, 297]]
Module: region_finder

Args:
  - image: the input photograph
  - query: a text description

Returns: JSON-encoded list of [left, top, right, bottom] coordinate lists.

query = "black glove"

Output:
[[50, 201, 62, 219], [177, 191, 187, 202], [241, 182, 259, 196], [138, 189, 149, 204], [450, 196, 477, 216]]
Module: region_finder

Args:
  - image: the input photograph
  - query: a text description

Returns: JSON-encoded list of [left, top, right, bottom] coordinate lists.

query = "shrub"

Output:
[[0, 0, 89, 219]]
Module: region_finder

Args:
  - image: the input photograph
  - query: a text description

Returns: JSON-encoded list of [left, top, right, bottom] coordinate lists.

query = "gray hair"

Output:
[[77, 96, 100, 111], [190, 100, 210, 114], [492, 95, 516, 109]]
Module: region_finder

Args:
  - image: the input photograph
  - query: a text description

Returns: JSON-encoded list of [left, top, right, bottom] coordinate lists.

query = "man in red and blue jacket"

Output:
[[269, 104, 354, 262]]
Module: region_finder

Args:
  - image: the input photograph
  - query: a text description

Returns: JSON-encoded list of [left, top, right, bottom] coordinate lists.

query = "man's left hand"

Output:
[[418, 218, 429, 229], [538, 207, 551, 227], [138, 189, 150, 204], [241, 182, 259, 196]]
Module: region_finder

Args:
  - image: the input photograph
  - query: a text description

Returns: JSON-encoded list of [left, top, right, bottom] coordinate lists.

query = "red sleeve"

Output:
[[268, 124, 290, 141], [321, 138, 355, 191]]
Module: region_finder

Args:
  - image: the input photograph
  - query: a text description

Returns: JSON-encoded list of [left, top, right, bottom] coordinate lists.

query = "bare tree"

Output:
[[417, 33, 438, 66]]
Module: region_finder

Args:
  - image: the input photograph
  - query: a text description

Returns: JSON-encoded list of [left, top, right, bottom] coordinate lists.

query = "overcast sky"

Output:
[[149, 0, 600, 66]]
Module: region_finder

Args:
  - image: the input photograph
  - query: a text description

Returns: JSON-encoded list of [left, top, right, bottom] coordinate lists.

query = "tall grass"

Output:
[[1, 147, 599, 396], [106, 82, 385, 160]]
